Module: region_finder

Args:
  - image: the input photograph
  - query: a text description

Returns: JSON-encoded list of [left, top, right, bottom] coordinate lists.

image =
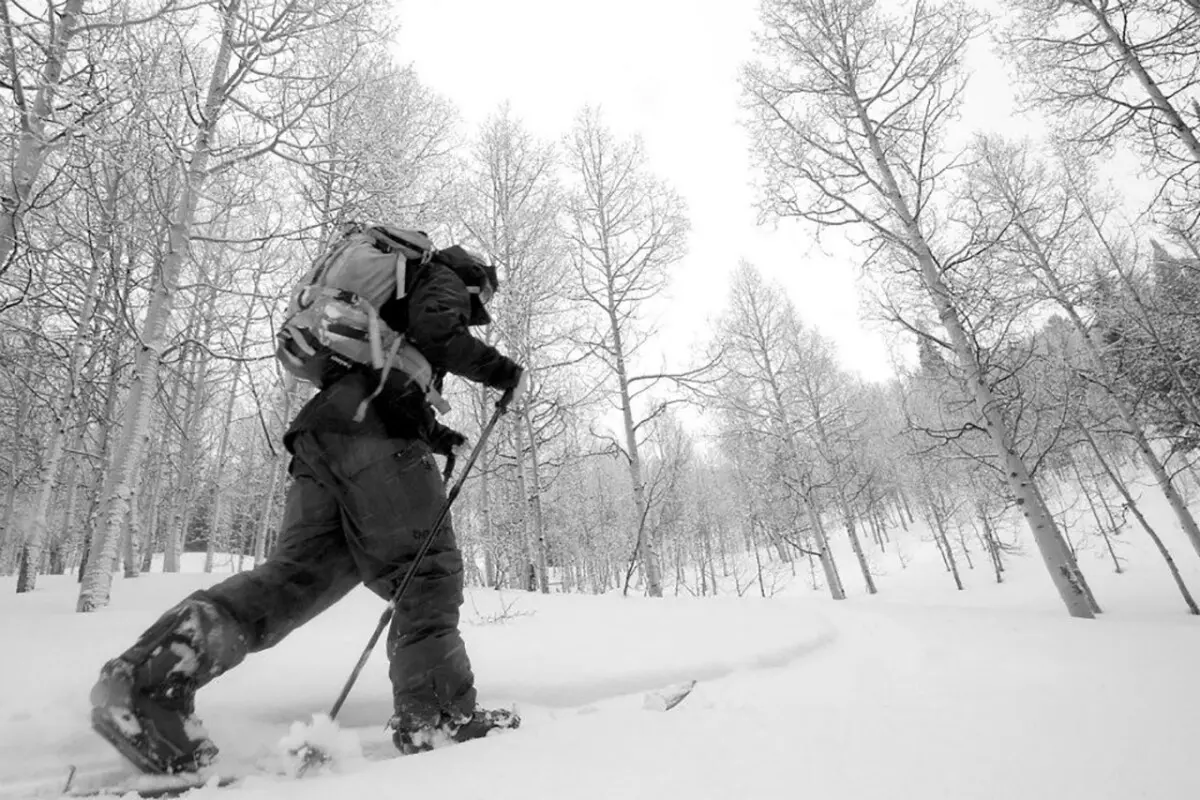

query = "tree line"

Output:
[[3, 0, 1200, 618]]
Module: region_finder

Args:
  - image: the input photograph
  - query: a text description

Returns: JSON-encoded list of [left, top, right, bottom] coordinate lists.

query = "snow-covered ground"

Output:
[[4, 486, 1200, 799]]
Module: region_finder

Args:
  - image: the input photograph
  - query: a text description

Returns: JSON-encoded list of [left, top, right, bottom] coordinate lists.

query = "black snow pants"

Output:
[[194, 430, 475, 725]]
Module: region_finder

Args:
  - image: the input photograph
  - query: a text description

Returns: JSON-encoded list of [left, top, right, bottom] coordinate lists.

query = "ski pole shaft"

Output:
[[327, 389, 513, 721], [327, 602, 392, 720]]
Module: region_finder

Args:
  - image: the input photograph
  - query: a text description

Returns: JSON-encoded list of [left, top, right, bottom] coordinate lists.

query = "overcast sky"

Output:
[[390, 0, 1048, 385]]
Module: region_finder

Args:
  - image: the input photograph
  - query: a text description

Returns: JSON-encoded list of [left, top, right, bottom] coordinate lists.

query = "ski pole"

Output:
[[325, 388, 514, 722]]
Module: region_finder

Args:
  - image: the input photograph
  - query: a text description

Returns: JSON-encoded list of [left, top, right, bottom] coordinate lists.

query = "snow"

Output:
[[275, 714, 365, 778], [4, 510, 1200, 799]]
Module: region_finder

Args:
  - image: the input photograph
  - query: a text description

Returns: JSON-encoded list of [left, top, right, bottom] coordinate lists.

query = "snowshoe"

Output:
[[88, 595, 247, 775], [89, 658, 218, 775], [389, 706, 521, 754]]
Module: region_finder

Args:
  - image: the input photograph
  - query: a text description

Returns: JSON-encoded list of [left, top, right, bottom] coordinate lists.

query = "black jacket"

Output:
[[284, 255, 520, 451]]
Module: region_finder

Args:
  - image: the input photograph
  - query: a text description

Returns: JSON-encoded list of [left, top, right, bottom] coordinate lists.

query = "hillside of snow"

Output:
[[3, 470, 1200, 799]]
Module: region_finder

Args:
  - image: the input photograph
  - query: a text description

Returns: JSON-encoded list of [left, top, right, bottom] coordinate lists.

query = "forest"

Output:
[[2, 0, 1200, 621]]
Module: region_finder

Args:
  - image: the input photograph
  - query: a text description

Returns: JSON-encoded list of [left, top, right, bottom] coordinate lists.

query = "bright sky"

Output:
[[388, 0, 1084, 386]]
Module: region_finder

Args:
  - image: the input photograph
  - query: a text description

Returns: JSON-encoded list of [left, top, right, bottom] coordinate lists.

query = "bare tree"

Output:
[[13, 65, 187, 589], [78, 0, 395, 611], [969, 136, 1200, 560], [1080, 426, 1200, 614], [743, 0, 1096, 617], [457, 104, 572, 593], [1003, 0, 1200, 227], [562, 106, 690, 598], [712, 262, 846, 600], [286, 55, 459, 237], [790, 328, 879, 594]]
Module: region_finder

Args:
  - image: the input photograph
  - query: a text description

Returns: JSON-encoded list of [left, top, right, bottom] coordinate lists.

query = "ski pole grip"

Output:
[[497, 387, 515, 412]]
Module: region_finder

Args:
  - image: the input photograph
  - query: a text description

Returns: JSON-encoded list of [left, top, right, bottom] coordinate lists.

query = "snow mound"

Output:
[[276, 713, 364, 777]]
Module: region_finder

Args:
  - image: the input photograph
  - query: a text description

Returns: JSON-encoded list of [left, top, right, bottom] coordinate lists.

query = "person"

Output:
[[88, 237, 528, 775]]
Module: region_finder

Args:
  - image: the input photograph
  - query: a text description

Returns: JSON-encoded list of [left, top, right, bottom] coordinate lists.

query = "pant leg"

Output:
[[288, 431, 476, 723], [198, 457, 361, 653]]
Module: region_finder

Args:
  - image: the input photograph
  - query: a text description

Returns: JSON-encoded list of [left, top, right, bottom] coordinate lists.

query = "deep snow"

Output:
[[3, 486, 1200, 799]]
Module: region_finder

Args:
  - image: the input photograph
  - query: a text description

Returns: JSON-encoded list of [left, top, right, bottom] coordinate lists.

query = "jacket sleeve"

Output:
[[404, 262, 522, 389]]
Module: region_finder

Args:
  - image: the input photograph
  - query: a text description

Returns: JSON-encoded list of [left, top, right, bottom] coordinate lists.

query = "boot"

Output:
[[89, 595, 248, 774], [388, 705, 520, 755]]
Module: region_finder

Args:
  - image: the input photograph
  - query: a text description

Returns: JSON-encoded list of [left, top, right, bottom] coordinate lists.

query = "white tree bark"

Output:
[[854, 98, 1094, 618], [563, 109, 687, 598], [744, 0, 1096, 618], [77, 0, 241, 611], [203, 270, 259, 573], [253, 455, 285, 564], [979, 139, 1200, 560], [928, 497, 964, 591], [16, 229, 106, 592], [2, 352, 33, 574], [801, 493, 845, 600], [521, 399, 551, 593], [610, 313, 664, 597]]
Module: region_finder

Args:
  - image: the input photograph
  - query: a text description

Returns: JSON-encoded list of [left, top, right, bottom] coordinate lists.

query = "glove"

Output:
[[508, 367, 529, 408], [429, 422, 467, 458]]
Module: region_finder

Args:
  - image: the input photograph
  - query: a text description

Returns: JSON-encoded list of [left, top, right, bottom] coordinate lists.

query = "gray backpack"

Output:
[[275, 223, 450, 419]]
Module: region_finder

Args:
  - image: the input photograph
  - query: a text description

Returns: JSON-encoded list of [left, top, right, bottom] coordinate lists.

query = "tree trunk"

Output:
[[930, 502, 964, 591], [254, 456, 285, 564], [140, 423, 171, 574], [898, 490, 915, 527], [1006, 204, 1200, 562], [203, 274, 258, 573], [1084, 428, 1200, 615], [772, 534, 793, 563], [163, 291, 216, 573], [510, 421, 539, 592], [16, 244, 106, 592], [957, 529, 975, 570], [804, 495, 845, 600], [53, 472, 80, 576], [976, 501, 1004, 584], [77, 0, 241, 612], [77, 354, 122, 583], [699, 518, 718, 595], [808, 407, 873, 594], [855, 87, 1093, 617], [609, 312, 663, 597], [1074, 460, 1124, 574], [58, 379, 97, 574], [477, 385, 498, 589], [751, 521, 767, 598], [843, 505, 877, 594], [0, 356, 32, 575], [122, 499, 140, 579], [930, 274, 1089, 610], [521, 400, 551, 594], [868, 509, 887, 551], [932, 518, 952, 571]]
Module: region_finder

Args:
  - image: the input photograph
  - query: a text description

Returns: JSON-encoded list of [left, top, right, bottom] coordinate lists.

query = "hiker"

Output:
[[88, 224, 528, 775]]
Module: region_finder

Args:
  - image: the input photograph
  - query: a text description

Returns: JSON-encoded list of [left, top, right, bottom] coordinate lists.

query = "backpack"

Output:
[[275, 222, 450, 420]]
